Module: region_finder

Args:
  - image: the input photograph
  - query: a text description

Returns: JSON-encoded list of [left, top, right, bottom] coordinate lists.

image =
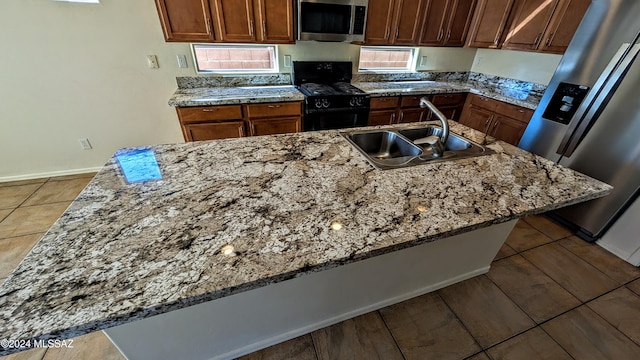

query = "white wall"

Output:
[[0, 1, 559, 180], [471, 49, 562, 84]]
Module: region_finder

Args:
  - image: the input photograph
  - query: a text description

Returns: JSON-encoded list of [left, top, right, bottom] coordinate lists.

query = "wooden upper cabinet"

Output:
[[502, 0, 559, 51], [443, 0, 477, 46], [538, 0, 590, 54], [419, 0, 476, 46], [212, 0, 256, 42], [393, 0, 428, 44], [419, 0, 450, 45], [365, 0, 425, 45], [154, 0, 215, 42], [364, 0, 396, 45], [466, 0, 516, 48], [255, 0, 295, 43]]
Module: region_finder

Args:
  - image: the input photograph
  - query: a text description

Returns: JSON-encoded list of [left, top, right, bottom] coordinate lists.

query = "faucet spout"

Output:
[[420, 98, 449, 146]]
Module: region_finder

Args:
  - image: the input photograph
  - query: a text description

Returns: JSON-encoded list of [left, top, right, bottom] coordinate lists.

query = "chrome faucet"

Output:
[[414, 98, 450, 157]]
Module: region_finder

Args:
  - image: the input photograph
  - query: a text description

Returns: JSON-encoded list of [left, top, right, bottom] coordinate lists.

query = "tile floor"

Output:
[[1, 174, 640, 360]]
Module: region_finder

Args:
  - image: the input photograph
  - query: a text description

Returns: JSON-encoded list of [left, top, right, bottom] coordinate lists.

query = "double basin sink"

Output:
[[341, 124, 492, 170]]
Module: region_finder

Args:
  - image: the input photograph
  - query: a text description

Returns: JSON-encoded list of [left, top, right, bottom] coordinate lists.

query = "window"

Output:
[[192, 44, 278, 74], [358, 47, 417, 72]]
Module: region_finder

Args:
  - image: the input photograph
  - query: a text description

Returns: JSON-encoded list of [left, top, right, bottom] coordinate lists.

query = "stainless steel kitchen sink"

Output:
[[342, 125, 493, 170]]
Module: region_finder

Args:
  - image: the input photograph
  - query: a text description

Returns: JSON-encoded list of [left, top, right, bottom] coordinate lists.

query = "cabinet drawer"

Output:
[[494, 102, 534, 123], [370, 96, 400, 110], [246, 102, 301, 118], [400, 95, 425, 108], [177, 105, 243, 124], [469, 94, 500, 112], [431, 93, 466, 106]]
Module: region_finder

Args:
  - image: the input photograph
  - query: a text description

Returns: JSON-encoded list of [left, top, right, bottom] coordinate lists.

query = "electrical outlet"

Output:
[[475, 56, 484, 67], [284, 55, 292, 67], [177, 54, 188, 68], [78, 138, 92, 150], [419, 56, 428, 67], [147, 55, 159, 69]]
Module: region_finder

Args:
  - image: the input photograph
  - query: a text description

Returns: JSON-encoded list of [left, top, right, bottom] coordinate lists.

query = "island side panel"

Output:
[[103, 220, 516, 360]]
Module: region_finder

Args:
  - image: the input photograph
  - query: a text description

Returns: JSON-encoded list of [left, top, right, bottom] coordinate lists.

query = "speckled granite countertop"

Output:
[[353, 81, 539, 110], [168, 81, 539, 109], [0, 122, 610, 355], [168, 85, 305, 107]]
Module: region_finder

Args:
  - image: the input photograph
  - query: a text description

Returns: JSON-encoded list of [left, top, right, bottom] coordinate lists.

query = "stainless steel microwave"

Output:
[[297, 0, 368, 42]]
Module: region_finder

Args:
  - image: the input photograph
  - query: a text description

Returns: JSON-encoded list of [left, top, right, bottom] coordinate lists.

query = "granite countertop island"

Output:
[[0, 122, 611, 356]]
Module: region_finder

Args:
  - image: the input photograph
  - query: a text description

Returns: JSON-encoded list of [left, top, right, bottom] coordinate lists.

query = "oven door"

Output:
[[304, 108, 369, 131]]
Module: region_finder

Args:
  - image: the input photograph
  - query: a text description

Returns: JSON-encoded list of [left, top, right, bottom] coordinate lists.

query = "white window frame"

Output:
[[357, 46, 419, 73], [191, 44, 279, 75]]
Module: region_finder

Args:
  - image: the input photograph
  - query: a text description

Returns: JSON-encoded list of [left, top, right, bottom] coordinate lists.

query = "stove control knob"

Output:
[[314, 99, 323, 109], [350, 97, 362, 107], [322, 99, 330, 108]]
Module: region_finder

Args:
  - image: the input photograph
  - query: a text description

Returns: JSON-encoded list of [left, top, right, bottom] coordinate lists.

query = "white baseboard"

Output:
[[0, 167, 103, 183]]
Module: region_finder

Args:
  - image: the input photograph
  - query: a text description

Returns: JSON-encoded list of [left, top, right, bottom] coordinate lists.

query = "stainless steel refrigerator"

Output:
[[519, 0, 640, 241]]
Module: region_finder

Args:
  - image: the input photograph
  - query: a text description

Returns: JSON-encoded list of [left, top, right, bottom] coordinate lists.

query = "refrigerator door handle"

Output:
[[556, 43, 632, 155], [561, 43, 640, 157]]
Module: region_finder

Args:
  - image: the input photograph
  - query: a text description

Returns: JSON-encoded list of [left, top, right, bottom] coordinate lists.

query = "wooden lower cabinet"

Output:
[[176, 101, 301, 141], [183, 121, 246, 141], [249, 117, 300, 136], [369, 93, 467, 126], [369, 110, 397, 126], [459, 94, 533, 145]]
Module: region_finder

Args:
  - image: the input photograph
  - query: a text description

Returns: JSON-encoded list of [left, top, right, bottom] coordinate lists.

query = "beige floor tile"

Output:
[[47, 173, 96, 182], [22, 179, 90, 206], [559, 236, 640, 284], [505, 219, 554, 252], [0, 203, 70, 238], [542, 306, 640, 359], [42, 331, 124, 360], [0, 348, 46, 360], [438, 276, 535, 348], [238, 335, 316, 360], [0, 184, 42, 209], [588, 287, 640, 346], [523, 214, 573, 240], [486, 327, 572, 360], [487, 255, 581, 323], [0, 209, 12, 223], [522, 243, 618, 302], [312, 312, 403, 360], [493, 242, 516, 261], [379, 292, 481, 360], [628, 279, 640, 296], [0, 233, 43, 278], [0, 178, 47, 188]]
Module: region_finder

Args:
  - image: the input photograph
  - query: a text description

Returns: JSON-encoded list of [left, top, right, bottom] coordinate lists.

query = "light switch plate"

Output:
[[419, 56, 427, 67], [177, 55, 188, 68], [146, 55, 159, 69], [284, 55, 292, 67]]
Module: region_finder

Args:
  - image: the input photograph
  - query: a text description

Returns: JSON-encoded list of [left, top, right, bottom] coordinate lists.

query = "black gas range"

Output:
[[293, 61, 370, 131]]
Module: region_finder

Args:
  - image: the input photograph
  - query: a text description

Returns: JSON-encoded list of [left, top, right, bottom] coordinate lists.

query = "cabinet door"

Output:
[[490, 115, 528, 145], [211, 0, 256, 42], [365, 0, 396, 45], [459, 106, 493, 133], [502, 0, 559, 51], [369, 110, 397, 126], [184, 121, 246, 141], [155, 0, 214, 42], [256, 0, 295, 43], [466, 0, 515, 48], [538, 0, 590, 54], [392, 0, 427, 45], [442, 0, 476, 46], [249, 117, 301, 136], [399, 108, 427, 123], [419, 0, 451, 45]]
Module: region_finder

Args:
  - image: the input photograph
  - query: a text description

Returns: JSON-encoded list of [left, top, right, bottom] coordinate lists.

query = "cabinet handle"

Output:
[[533, 33, 542, 48], [545, 33, 553, 47], [483, 117, 494, 139], [391, 113, 396, 124], [446, 29, 451, 41], [251, 123, 256, 136], [480, 97, 489, 102], [399, 112, 404, 123], [517, 109, 524, 113], [395, 28, 399, 41], [385, 27, 390, 40], [491, 121, 500, 136], [202, 108, 218, 112], [249, 20, 254, 37], [267, 105, 282, 108], [493, 32, 501, 46], [437, 28, 443, 42], [205, 18, 212, 35], [262, 21, 267, 37], [240, 125, 246, 137]]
